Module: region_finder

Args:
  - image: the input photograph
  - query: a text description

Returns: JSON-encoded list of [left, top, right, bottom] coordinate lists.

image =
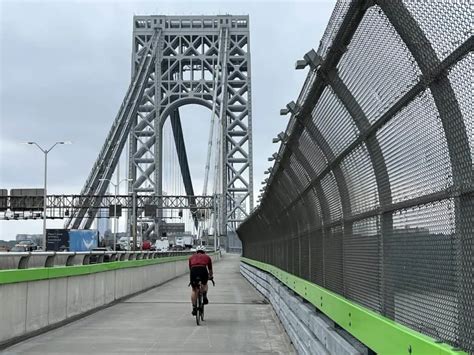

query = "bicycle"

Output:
[[194, 278, 215, 326]]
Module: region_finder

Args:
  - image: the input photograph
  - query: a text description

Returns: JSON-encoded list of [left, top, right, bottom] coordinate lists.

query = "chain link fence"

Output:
[[238, 0, 472, 351]]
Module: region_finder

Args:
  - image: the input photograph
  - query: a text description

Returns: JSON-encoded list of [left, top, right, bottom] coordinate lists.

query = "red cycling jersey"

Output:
[[189, 253, 213, 274]]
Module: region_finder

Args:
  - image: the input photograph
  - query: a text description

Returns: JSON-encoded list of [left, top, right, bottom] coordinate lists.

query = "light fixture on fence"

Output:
[[268, 153, 280, 162], [272, 132, 288, 144], [280, 101, 298, 116], [295, 49, 321, 70]]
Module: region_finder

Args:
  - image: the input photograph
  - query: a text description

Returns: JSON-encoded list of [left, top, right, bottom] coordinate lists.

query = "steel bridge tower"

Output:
[[67, 15, 254, 247]]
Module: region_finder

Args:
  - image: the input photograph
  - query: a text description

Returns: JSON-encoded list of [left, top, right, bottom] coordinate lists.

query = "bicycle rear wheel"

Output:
[[196, 293, 202, 325], [196, 303, 200, 325]]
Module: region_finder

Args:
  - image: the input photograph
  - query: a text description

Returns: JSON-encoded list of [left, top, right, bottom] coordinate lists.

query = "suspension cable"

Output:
[[202, 28, 225, 196], [211, 28, 229, 237], [213, 27, 229, 197]]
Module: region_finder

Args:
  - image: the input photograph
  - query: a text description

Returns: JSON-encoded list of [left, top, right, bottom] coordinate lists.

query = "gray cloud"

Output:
[[0, 0, 335, 239]]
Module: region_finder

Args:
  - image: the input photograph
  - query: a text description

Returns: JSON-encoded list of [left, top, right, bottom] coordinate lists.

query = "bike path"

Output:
[[2, 254, 295, 354]]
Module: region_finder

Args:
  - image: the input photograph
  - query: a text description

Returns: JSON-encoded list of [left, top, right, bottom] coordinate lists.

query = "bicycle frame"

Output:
[[194, 278, 214, 326], [196, 281, 205, 325]]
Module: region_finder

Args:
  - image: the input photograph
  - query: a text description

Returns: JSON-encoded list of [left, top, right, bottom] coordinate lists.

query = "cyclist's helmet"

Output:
[[196, 245, 206, 253]]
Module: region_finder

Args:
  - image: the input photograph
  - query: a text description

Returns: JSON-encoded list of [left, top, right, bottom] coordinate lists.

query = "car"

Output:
[[10, 245, 29, 252], [17, 240, 38, 251], [142, 240, 152, 250]]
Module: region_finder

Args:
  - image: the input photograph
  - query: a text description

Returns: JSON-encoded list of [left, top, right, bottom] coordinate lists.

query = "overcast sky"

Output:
[[0, 0, 335, 240]]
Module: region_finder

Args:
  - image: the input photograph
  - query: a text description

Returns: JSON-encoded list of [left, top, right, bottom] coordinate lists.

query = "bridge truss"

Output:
[[0, 195, 215, 220], [65, 16, 254, 247]]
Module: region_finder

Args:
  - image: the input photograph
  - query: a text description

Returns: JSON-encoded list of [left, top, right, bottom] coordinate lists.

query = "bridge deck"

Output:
[[3, 255, 294, 354]]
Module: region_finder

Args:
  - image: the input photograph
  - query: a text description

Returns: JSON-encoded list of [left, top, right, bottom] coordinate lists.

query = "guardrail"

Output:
[[0, 251, 194, 270], [242, 257, 467, 355]]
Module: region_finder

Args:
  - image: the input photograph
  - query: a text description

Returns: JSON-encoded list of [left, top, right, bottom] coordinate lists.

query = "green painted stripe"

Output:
[[0, 255, 192, 285], [241, 257, 466, 355]]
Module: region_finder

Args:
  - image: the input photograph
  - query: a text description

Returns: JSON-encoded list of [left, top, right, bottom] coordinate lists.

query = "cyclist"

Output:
[[189, 245, 213, 315]]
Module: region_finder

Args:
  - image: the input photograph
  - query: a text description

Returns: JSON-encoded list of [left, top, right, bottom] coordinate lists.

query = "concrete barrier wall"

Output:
[[240, 262, 368, 355], [0, 254, 219, 347]]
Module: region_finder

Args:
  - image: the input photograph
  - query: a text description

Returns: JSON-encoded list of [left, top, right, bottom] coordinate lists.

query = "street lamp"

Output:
[[23, 141, 72, 250], [99, 178, 132, 251]]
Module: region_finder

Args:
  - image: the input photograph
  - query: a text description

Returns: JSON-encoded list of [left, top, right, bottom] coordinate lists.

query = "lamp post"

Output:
[[99, 178, 132, 250], [24, 141, 71, 250]]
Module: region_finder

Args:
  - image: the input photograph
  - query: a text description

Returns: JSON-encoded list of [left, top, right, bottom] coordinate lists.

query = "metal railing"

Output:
[[238, 0, 472, 352], [0, 251, 194, 270]]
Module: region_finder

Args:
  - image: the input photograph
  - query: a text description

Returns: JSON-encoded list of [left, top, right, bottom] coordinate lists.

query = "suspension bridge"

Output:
[[0, 1, 472, 354]]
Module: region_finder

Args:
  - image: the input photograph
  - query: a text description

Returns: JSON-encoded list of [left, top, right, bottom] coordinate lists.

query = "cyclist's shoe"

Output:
[[203, 296, 209, 305], [192, 306, 197, 316]]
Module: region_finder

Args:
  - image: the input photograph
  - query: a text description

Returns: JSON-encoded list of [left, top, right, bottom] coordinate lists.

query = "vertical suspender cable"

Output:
[[202, 28, 225, 196], [214, 28, 229, 195], [212, 28, 229, 237]]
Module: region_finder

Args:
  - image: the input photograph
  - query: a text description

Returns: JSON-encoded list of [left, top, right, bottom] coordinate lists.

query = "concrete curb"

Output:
[[240, 262, 368, 355]]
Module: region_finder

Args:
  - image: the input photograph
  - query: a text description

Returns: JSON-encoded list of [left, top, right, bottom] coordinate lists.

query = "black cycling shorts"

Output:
[[190, 266, 209, 288]]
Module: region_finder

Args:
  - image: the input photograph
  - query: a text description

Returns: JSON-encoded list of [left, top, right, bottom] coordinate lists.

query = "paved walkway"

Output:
[[3, 254, 295, 354]]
